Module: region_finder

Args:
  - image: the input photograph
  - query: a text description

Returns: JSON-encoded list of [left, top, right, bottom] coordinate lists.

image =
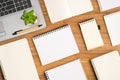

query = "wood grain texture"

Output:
[[0, 0, 120, 80]]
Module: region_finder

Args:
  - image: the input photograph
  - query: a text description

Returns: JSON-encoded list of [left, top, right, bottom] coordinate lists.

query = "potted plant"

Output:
[[21, 10, 37, 25]]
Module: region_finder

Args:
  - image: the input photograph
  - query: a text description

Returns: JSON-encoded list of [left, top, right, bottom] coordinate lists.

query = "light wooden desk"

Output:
[[0, 0, 120, 80]]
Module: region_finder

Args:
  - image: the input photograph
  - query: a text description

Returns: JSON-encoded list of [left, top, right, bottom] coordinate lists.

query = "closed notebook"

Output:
[[45, 60, 87, 80], [0, 38, 39, 80], [97, 0, 120, 11], [79, 19, 104, 50], [104, 11, 120, 46], [44, 0, 93, 23], [91, 50, 120, 80], [32, 25, 79, 65]]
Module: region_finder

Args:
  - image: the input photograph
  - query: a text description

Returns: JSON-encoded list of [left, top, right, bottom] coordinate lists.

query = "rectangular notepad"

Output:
[[0, 38, 39, 80], [79, 19, 104, 50], [44, 0, 93, 23], [32, 25, 79, 65], [104, 11, 120, 46], [91, 51, 120, 80], [45, 60, 87, 80], [97, 0, 120, 11]]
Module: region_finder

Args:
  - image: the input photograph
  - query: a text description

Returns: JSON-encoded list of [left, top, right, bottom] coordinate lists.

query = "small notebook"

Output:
[[0, 38, 39, 80], [97, 0, 120, 11], [32, 25, 79, 65], [79, 19, 104, 50], [45, 59, 87, 80], [91, 50, 120, 80], [104, 11, 120, 46], [44, 0, 93, 23]]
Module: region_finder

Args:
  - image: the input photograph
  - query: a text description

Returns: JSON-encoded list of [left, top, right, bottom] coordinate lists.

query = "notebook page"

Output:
[[91, 51, 120, 80], [45, 60, 87, 80], [104, 11, 120, 46], [68, 0, 93, 16], [33, 25, 79, 65], [97, 0, 120, 11], [79, 19, 104, 50], [0, 39, 39, 80], [44, 0, 72, 23]]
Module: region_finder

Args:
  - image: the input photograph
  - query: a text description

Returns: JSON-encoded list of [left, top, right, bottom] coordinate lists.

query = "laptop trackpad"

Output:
[[0, 21, 5, 37]]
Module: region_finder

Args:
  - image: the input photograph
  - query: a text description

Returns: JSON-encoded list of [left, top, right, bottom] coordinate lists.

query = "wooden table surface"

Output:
[[0, 0, 120, 80]]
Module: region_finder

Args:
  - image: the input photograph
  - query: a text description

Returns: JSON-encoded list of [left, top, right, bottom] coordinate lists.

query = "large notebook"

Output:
[[79, 19, 104, 50], [91, 50, 120, 80], [104, 11, 120, 46], [0, 38, 39, 80], [45, 59, 87, 80], [97, 0, 120, 11], [32, 25, 79, 65], [44, 0, 93, 23]]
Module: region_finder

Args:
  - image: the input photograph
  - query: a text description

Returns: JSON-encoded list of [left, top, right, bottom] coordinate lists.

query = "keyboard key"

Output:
[[12, 8, 16, 12], [0, 0, 3, 3], [5, 11, 8, 15], [5, 5, 15, 10], [17, 6, 24, 11], [6, 1, 14, 5], [0, 12, 4, 16]]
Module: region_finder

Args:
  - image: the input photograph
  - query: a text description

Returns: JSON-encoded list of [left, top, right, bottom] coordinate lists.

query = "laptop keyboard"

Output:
[[0, 0, 32, 17]]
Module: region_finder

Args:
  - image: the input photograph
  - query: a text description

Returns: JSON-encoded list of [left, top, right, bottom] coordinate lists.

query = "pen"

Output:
[[12, 24, 42, 35]]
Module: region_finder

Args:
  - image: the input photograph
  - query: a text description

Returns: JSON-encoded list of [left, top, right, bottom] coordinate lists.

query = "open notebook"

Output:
[[32, 25, 79, 65], [104, 11, 120, 46], [45, 59, 87, 80], [44, 0, 93, 23], [79, 19, 104, 50], [91, 50, 120, 80], [97, 0, 120, 11], [0, 38, 39, 80]]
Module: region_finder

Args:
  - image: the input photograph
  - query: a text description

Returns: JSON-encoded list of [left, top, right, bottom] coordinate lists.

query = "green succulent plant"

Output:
[[21, 10, 37, 25]]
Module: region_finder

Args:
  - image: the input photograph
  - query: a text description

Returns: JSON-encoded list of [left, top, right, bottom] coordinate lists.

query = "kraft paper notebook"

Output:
[[0, 38, 39, 80], [45, 60, 87, 80], [104, 11, 120, 46], [32, 25, 79, 65], [91, 50, 120, 80], [79, 19, 104, 50], [97, 0, 120, 11], [44, 0, 93, 23]]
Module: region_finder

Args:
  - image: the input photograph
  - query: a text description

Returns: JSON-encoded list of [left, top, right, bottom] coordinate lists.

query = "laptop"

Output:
[[0, 0, 46, 42]]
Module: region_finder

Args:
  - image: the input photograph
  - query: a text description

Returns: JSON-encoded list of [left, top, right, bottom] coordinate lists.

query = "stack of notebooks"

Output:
[[91, 50, 120, 80], [44, 0, 93, 23]]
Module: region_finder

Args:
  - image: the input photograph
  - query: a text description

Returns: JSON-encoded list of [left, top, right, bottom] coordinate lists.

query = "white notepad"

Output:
[[32, 25, 79, 65], [97, 0, 120, 11], [79, 19, 104, 50], [45, 60, 87, 80], [0, 38, 39, 80], [44, 0, 93, 23], [91, 50, 120, 80], [104, 11, 120, 46]]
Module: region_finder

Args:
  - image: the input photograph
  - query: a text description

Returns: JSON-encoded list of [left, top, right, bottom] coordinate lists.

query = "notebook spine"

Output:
[[79, 18, 95, 26], [45, 72, 50, 80], [33, 24, 69, 40]]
